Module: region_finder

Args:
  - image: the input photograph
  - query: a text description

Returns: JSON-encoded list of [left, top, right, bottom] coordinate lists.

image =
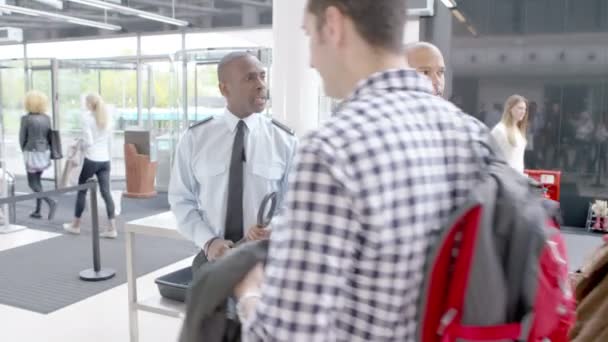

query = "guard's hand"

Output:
[[206, 239, 234, 261], [246, 225, 271, 241]]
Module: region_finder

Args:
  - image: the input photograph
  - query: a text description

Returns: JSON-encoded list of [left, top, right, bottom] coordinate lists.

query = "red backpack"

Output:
[[418, 146, 575, 341]]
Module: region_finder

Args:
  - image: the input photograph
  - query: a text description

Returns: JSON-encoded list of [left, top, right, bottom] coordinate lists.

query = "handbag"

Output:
[[24, 150, 51, 172], [49, 129, 63, 160], [60, 139, 84, 188]]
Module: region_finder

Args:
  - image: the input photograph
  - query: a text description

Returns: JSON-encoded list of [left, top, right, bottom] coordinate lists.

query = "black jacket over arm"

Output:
[[180, 240, 269, 342]]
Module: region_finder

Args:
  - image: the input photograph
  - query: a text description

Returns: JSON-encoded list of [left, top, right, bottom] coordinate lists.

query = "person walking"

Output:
[[19, 90, 57, 220], [63, 93, 117, 238]]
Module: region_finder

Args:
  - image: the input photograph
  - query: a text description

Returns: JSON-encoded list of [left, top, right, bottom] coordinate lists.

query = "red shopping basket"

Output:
[[525, 170, 561, 202]]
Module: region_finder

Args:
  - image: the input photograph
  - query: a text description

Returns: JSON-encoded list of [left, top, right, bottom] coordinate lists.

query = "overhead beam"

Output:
[[1, 15, 75, 24], [0, 3, 122, 30], [59, 10, 224, 22], [129, 0, 240, 15], [31, 0, 64, 9], [221, 0, 271, 8], [0, 22, 70, 29], [64, 0, 189, 27]]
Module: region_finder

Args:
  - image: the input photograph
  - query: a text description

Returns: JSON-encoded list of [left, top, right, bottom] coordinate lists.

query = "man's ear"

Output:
[[219, 82, 228, 97], [323, 6, 346, 48]]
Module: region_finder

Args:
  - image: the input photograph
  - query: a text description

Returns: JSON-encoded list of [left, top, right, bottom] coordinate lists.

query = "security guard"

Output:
[[169, 52, 297, 269]]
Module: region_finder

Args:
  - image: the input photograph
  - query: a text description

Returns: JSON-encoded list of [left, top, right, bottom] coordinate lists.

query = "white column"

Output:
[[404, 18, 421, 44], [136, 34, 143, 128], [271, 0, 320, 135], [431, 3, 454, 98]]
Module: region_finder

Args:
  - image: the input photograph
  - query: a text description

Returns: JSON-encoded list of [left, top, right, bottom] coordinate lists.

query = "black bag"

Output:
[[49, 129, 63, 160]]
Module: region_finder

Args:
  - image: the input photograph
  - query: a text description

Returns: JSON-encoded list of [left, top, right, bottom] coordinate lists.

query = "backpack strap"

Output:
[[438, 311, 534, 342], [441, 313, 534, 341], [443, 323, 521, 341]]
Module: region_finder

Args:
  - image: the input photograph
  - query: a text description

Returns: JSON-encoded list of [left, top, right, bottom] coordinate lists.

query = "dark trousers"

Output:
[[75, 158, 115, 219], [27, 171, 53, 213]]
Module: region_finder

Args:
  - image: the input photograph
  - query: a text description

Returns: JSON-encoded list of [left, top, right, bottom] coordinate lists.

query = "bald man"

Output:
[[406, 42, 446, 97]]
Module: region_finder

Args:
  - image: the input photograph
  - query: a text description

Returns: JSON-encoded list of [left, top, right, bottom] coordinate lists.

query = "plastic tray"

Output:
[[154, 266, 193, 303]]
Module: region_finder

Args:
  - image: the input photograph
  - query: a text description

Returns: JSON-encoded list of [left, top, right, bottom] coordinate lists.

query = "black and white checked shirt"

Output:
[[243, 69, 489, 341]]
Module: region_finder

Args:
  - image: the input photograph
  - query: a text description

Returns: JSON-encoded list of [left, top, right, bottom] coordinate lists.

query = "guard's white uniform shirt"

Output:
[[168, 109, 297, 249]]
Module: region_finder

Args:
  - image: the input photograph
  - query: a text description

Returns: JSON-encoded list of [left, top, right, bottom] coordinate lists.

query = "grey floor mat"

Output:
[[0, 232, 197, 314], [562, 228, 605, 271], [1, 181, 198, 314], [12, 187, 170, 234]]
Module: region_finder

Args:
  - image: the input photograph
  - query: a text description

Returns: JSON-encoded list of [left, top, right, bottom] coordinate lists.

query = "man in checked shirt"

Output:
[[234, 0, 490, 340]]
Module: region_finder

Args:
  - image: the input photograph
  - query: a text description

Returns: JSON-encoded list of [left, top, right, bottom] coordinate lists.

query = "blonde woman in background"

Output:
[[491, 94, 529, 174], [19, 91, 57, 220], [63, 94, 117, 238]]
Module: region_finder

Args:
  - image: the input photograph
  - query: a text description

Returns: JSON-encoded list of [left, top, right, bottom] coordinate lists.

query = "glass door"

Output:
[[31, 61, 57, 181], [0, 60, 27, 177], [192, 62, 225, 125], [58, 59, 139, 181]]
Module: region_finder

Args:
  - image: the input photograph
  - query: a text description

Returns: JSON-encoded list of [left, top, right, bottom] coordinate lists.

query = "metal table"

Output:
[[125, 211, 188, 342]]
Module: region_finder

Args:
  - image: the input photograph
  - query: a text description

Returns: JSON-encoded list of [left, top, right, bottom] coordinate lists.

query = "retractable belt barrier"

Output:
[[0, 179, 116, 281]]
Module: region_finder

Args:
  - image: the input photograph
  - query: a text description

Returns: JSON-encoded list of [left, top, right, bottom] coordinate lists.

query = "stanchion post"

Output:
[[8, 172, 16, 224], [79, 179, 116, 281], [90, 179, 101, 272]]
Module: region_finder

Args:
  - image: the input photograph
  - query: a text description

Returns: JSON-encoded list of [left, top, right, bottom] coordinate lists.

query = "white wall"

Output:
[[271, 0, 320, 135], [0, 44, 24, 59], [186, 28, 273, 50], [404, 19, 420, 44], [27, 37, 137, 59]]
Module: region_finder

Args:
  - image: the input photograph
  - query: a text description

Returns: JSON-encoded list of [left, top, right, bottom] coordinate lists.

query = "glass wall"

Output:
[[0, 28, 273, 187], [0, 60, 27, 177], [448, 0, 608, 226]]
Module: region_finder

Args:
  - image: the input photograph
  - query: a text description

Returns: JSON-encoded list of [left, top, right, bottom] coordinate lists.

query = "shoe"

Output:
[[63, 223, 81, 235], [47, 200, 57, 221], [100, 229, 117, 239], [29, 212, 42, 219]]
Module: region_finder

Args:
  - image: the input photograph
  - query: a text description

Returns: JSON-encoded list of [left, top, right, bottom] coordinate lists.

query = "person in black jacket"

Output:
[[19, 90, 56, 220]]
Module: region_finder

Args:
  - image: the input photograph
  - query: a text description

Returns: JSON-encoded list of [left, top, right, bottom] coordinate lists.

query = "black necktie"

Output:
[[225, 120, 245, 242]]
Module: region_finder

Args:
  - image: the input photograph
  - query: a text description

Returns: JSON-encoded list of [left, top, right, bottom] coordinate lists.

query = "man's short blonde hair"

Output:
[[24, 90, 49, 114]]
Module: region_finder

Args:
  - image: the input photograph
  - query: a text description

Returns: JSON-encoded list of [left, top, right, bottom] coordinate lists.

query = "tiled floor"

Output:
[[0, 228, 60, 252], [0, 226, 604, 342]]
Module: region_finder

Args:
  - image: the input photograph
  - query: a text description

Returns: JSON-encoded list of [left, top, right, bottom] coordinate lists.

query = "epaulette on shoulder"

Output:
[[271, 119, 295, 136], [189, 116, 214, 130]]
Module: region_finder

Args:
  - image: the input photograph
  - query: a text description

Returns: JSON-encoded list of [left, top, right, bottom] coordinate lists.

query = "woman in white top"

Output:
[[64, 94, 117, 238], [491, 95, 528, 174]]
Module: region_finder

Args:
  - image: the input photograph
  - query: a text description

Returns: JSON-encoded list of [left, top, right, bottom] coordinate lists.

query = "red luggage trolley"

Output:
[[525, 169, 561, 202]]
